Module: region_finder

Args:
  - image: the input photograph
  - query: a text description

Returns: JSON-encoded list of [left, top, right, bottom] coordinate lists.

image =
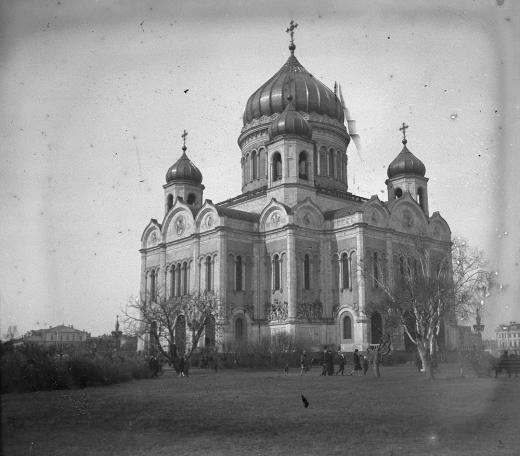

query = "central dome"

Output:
[[243, 54, 344, 125]]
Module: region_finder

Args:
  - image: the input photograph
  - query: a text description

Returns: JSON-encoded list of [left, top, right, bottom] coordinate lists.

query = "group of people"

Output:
[[298, 346, 373, 376]]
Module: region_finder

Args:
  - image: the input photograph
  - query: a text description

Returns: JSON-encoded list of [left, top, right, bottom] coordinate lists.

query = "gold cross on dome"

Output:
[[286, 20, 298, 45], [181, 130, 188, 148], [399, 122, 409, 142]]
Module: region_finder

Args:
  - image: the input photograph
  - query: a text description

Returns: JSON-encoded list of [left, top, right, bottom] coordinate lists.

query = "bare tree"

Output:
[[364, 237, 492, 379], [123, 291, 223, 370]]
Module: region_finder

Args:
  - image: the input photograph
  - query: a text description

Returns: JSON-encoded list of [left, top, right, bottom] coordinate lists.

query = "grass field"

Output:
[[2, 363, 519, 456]]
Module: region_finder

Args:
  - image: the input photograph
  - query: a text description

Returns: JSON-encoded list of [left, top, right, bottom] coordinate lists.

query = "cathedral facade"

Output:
[[139, 30, 453, 354]]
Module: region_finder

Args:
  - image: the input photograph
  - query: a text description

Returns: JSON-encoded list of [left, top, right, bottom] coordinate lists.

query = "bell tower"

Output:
[[163, 130, 204, 214], [386, 123, 429, 215]]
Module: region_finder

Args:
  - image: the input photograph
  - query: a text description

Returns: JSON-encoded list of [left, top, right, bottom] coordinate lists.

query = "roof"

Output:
[[323, 207, 357, 220], [215, 206, 260, 223], [46, 325, 89, 333], [243, 53, 344, 125], [165, 149, 203, 184], [387, 141, 426, 179]]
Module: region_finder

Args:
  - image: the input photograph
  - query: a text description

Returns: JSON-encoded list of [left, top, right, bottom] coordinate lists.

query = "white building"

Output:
[[139, 25, 453, 354]]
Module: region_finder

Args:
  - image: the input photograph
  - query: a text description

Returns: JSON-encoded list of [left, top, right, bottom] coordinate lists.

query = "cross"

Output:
[[286, 20, 298, 46], [181, 130, 188, 149], [399, 122, 409, 143]]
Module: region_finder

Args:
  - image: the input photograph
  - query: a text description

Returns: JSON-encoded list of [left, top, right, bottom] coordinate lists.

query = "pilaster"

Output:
[[286, 227, 297, 320]]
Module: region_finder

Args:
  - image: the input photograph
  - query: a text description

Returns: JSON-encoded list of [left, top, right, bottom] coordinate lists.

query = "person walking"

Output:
[[321, 346, 328, 376], [349, 349, 362, 376], [362, 351, 369, 376], [335, 351, 346, 375], [178, 355, 186, 377], [300, 350, 308, 376], [149, 355, 159, 378]]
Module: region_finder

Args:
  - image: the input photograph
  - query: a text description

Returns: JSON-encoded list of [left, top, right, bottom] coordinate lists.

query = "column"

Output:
[[286, 228, 297, 321], [356, 226, 369, 348], [192, 238, 200, 294], [159, 245, 166, 300], [386, 233, 393, 290], [253, 241, 261, 319], [218, 231, 227, 300]]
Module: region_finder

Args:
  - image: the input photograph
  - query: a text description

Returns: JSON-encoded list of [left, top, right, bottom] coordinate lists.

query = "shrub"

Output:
[[1, 343, 151, 393]]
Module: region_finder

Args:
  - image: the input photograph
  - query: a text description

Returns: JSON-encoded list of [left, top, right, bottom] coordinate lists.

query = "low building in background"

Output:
[[24, 324, 90, 347], [495, 322, 520, 354]]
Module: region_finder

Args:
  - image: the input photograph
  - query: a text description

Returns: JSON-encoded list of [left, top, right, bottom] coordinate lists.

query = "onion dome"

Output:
[[243, 52, 344, 125], [269, 96, 312, 140], [387, 139, 426, 179], [165, 145, 203, 184]]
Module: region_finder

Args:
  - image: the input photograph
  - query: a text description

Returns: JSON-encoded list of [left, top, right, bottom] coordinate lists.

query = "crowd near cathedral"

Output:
[[139, 22, 454, 354]]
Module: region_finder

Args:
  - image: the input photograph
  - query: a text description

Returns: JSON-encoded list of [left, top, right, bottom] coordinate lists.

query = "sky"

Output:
[[1, 0, 519, 339]]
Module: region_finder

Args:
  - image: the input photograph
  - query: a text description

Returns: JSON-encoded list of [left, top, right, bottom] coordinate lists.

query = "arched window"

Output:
[[206, 256, 212, 291], [235, 318, 244, 341], [373, 252, 379, 288], [150, 270, 156, 301], [272, 153, 282, 181], [399, 256, 405, 276], [170, 266, 179, 298], [235, 255, 243, 291], [273, 254, 281, 290], [417, 187, 425, 210], [343, 315, 352, 339], [299, 152, 308, 179], [244, 153, 250, 183], [303, 254, 310, 290], [182, 262, 188, 295], [175, 264, 182, 296], [395, 188, 403, 198], [338, 153, 343, 181], [251, 151, 258, 180], [187, 193, 196, 205], [341, 253, 350, 289], [167, 194, 173, 211], [328, 149, 334, 177]]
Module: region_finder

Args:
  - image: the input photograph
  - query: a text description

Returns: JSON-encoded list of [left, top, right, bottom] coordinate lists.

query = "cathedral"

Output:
[[139, 24, 453, 354]]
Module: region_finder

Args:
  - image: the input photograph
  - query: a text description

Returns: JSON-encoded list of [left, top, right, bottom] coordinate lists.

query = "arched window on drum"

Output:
[[299, 151, 308, 180], [272, 153, 282, 182]]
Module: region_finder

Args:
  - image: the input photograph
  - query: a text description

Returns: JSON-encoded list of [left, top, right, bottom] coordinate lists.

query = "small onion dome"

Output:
[[387, 140, 426, 179], [269, 97, 312, 140], [243, 54, 344, 125], [165, 147, 203, 184]]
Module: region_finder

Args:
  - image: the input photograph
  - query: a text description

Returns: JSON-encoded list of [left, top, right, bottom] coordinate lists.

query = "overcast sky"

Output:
[[1, 0, 518, 339]]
